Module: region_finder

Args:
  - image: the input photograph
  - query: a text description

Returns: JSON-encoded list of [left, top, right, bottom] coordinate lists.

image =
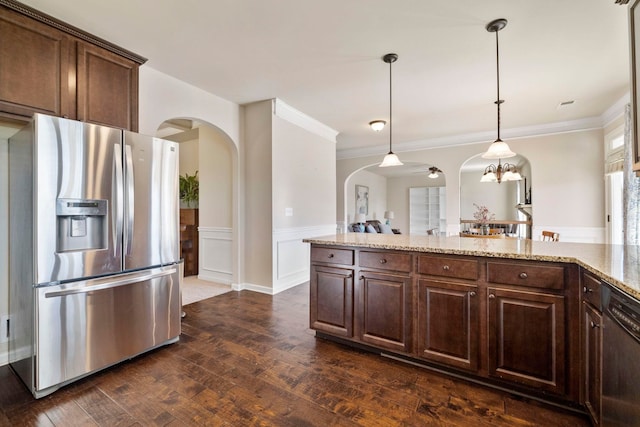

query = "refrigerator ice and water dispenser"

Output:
[[56, 198, 108, 252]]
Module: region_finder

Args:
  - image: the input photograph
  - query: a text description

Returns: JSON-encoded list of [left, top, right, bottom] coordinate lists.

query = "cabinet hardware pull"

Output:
[[379, 259, 387, 264], [489, 294, 495, 299], [443, 265, 450, 271], [346, 274, 352, 279], [360, 275, 365, 280], [328, 253, 334, 258], [469, 291, 476, 297], [590, 321, 600, 329], [583, 286, 593, 293], [519, 272, 528, 279]]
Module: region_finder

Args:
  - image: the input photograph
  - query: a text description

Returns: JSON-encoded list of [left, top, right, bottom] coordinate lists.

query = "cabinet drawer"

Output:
[[582, 270, 602, 310], [311, 247, 354, 265], [417, 255, 479, 280], [359, 251, 412, 273], [486, 261, 565, 290]]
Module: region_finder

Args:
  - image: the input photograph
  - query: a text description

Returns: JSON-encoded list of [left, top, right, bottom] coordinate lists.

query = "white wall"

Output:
[[198, 126, 233, 228], [243, 101, 274, 290], [460, 171, 520, 220], [338, 129, 606, 241], [346, 170, 387, 224], [178, 138, 199, 177], [243, 99, 337, 294]]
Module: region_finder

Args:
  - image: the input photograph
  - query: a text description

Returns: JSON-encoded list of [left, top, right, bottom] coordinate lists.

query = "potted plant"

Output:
[[180, 171, 199, 208], [473, 203, 495, 235]]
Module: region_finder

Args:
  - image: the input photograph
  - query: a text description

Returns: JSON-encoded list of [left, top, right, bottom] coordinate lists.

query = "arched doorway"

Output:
[[343, 162, 446, 235], [459, 153, 532, 238], [156, 118, 238, 287]]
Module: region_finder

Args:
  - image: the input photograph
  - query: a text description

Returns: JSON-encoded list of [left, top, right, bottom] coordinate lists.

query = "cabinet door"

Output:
[[488, 287, 566, 395], [358, 271, 412, 353], [417, 279, 479, 372], [77, 42, 138, 130], [583, 302, 602, 425], [0, 6, 73, 119], [310, 265, 354, 337]]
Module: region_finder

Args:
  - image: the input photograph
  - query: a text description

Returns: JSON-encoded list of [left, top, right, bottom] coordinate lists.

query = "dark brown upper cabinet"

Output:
[[0, 0, 145, 130]]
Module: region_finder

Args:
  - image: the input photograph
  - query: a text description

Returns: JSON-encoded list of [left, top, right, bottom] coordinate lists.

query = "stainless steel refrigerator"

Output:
[[8, 113, 182, 398]]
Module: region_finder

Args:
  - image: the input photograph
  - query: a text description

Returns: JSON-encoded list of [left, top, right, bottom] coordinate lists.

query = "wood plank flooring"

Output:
[[0, 283, 590, 426]]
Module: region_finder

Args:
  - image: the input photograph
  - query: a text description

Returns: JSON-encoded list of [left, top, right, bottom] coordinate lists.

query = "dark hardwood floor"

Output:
[[0, 283, 590, 426]]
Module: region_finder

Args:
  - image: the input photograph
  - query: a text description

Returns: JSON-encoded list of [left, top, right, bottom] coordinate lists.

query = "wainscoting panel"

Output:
[[199, 227, 233, 285], [272, 225, 336, 294]]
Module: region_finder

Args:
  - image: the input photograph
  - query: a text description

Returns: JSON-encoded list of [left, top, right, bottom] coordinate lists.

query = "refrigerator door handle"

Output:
[[43, 266, 177, 298], [124, 144, 135, 256], [113, 143, 124, 257]]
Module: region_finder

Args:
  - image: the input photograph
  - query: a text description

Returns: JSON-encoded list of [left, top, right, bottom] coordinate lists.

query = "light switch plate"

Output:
[[285, 207, 293, 217]]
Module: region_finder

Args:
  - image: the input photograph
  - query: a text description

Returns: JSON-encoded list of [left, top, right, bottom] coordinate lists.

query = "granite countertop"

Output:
[[303, 234, 640, 300]]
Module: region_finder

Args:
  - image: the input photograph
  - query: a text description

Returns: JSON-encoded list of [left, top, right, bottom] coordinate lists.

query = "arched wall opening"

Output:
[[342, 162, 447, 235], [156, 117, 239, 286]]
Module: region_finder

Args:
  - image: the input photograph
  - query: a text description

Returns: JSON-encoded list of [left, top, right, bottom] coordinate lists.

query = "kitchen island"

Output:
[[303, 233, 640, 422]]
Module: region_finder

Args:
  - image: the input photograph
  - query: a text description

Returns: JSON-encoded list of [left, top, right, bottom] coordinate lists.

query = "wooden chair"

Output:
[[541, 230, 559, 242]]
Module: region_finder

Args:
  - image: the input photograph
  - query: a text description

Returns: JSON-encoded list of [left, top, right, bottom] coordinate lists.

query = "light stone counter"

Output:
[[304, 234, 640, 300]]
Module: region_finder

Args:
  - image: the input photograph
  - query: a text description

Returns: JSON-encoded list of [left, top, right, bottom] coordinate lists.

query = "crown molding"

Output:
[[337, 111, 622, 160], [601, 92, 630, 127], [272, 99, 338, 143]]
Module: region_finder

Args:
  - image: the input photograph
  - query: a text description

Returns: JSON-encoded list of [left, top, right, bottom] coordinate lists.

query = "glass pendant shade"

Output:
[[428, 171, 439, 179], [480, 171, 497, 182], [482, 140, 516, 159], [380, 152, 403, 167]]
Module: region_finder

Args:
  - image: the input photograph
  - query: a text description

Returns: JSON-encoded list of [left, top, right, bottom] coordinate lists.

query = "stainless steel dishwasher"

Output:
[[602, 282, 640, 426]]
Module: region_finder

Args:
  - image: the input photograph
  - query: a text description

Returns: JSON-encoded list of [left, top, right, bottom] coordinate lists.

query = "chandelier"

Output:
[[480, 158, 522, 183]]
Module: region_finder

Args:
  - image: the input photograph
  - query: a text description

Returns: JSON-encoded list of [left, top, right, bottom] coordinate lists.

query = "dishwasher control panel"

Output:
[[605, 284, 640, 343]]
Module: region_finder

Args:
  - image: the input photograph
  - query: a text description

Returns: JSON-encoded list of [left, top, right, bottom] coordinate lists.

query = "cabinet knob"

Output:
[[443, 265, 450, 271], [519, 272, 528, 279], [328, 253, 334, 258], [583, 286, 593, 293], [379, 258, 387, 264], [469, 291, 476, 297], [590, 321, 600, 329], [489, 294, 496, 299]]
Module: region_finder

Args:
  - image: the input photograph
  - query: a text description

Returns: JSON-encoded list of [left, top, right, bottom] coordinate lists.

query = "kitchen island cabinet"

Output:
[[305, 233, 640, 415], [581, 270, 602, 425]]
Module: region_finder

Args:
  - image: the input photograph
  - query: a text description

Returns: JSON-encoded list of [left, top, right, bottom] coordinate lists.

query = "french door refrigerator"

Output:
[[9, 113, 182, 398]]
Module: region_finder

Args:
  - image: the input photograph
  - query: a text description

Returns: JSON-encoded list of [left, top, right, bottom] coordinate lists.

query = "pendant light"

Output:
[[482, 18, 516, 160], [379, 53, 403, 167]]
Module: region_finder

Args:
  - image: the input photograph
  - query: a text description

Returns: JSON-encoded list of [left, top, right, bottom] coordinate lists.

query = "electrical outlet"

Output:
[[0, 315, 9, 344]]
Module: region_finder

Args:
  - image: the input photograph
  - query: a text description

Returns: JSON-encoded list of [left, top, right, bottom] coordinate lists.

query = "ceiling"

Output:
[[19, 0, 630, 158]]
